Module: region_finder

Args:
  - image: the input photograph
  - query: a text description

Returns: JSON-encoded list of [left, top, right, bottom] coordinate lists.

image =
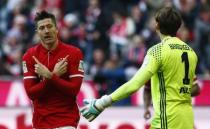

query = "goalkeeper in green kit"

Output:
[[81, 7, 198, 129]]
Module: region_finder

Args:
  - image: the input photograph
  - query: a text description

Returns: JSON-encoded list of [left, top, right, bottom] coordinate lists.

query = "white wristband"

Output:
[[95, 95, 112, 110]]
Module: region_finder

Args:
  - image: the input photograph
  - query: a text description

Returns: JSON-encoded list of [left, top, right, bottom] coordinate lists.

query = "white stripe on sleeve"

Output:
[[69, 74, 84, 78], [23, 76, 37, 80]]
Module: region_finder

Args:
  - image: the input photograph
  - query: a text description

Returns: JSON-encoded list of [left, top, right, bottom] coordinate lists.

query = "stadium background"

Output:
[[0, 0, 209, 129]]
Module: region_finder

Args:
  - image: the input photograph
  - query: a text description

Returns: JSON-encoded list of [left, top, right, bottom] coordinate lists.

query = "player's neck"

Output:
[[160, 34, 172, 41], [43, 39, 58, 51]]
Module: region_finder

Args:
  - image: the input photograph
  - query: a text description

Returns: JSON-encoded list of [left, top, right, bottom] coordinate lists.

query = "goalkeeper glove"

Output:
[[80, 95, 112, 122]]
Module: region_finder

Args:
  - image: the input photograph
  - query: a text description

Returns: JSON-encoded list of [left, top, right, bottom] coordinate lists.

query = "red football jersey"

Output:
[[22, 41, 84, 128]]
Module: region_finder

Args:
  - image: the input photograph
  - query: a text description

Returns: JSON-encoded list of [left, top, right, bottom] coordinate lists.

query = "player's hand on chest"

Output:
[[34, 54, 70, 77], [53, 55, 69, 77]]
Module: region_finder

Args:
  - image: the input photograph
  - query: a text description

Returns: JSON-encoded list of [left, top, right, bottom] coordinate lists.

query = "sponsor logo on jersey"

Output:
[[78, 60, 84, 72], [22, 61, 28, 73]]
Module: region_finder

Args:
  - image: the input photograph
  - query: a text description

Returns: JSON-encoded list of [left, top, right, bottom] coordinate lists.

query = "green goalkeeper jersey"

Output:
[[111, 36, 197, 129], [146, 36, 197, 129]]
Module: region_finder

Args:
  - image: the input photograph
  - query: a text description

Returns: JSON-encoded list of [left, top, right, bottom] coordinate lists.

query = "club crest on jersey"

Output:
[[78, 60, 84, 72], [22, 61, 28, 73]]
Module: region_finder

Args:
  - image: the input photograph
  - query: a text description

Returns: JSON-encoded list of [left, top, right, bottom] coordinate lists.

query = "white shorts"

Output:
[[55, 126, 75, 129], [34, 126, 76, 129]]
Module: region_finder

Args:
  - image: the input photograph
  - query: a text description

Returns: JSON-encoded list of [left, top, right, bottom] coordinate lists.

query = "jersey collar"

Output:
[[40, 40, 62, 54], [161, 36, 179, 43]]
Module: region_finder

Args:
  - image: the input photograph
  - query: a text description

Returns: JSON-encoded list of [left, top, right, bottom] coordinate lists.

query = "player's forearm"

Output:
[[143, 88, 152, 109], [110, 67, 153, 102], [50, 74, 83, 96], [191, 83, 200, 97], [24, 79, 48, 100]]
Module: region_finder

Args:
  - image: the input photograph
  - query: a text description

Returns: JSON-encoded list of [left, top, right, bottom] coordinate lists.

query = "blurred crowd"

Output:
[[0, 0, 210, 104]]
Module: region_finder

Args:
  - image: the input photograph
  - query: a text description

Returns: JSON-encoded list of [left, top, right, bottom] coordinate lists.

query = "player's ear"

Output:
[[155, 22, 160, 30], [35, 24, 38, 32]]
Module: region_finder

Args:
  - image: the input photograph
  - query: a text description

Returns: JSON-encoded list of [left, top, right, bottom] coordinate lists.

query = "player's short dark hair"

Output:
[[155, 7, 182, 36], [34, 10, 57, 29]]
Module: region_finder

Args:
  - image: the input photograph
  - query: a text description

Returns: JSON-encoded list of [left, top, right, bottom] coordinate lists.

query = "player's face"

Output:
[[37, 18, 58, 49]]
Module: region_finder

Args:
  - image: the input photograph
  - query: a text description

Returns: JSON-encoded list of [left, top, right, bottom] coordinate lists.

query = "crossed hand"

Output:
[[33, 55, 69, 79]]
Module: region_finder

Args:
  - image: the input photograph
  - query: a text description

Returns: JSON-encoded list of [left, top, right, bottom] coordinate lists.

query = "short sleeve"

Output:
[[68, 49, 84, 78]]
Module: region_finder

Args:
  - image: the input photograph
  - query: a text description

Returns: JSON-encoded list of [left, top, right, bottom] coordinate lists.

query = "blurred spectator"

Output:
[[89, 48, 106, 77], [6, 0, 26, 11], [173, 0, 199, 31], [89, 49, 107, 96], [109, 6, 135, 58], [30, 0, 46, 19], [59, 26, 71, 42], [141, 16, 160, 48], [6, 0, 32, 29], [44, 0, 64, 12], [62, 13, 86, 48], [0, 1, 9, 34], [177, 25, 192, 45], [63, 0, 87, 16], [9, 14, 33, 46], [194, 4, 210, 74], [90, 0, 112, 55], [130, 2, 148, 34], [203, 34, 210, 79], [84, 0, 102, 65], [51, 8, 65, 29], [1, 29, 23, 76], [85, 0, 101, 33], [122, 35, 147, 83], [146, 0, 165, 9], [125, 35, 146, 68], [96, 53, 130, 105]]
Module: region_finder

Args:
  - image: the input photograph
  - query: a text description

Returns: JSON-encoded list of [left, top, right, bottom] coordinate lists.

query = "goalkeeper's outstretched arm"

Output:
[[81, 54, 158, 122], [110, 67, 153, 102]]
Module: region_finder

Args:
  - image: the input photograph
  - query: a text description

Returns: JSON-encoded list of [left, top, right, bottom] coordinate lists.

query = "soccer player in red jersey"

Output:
[[22, 10, 84, 129]]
